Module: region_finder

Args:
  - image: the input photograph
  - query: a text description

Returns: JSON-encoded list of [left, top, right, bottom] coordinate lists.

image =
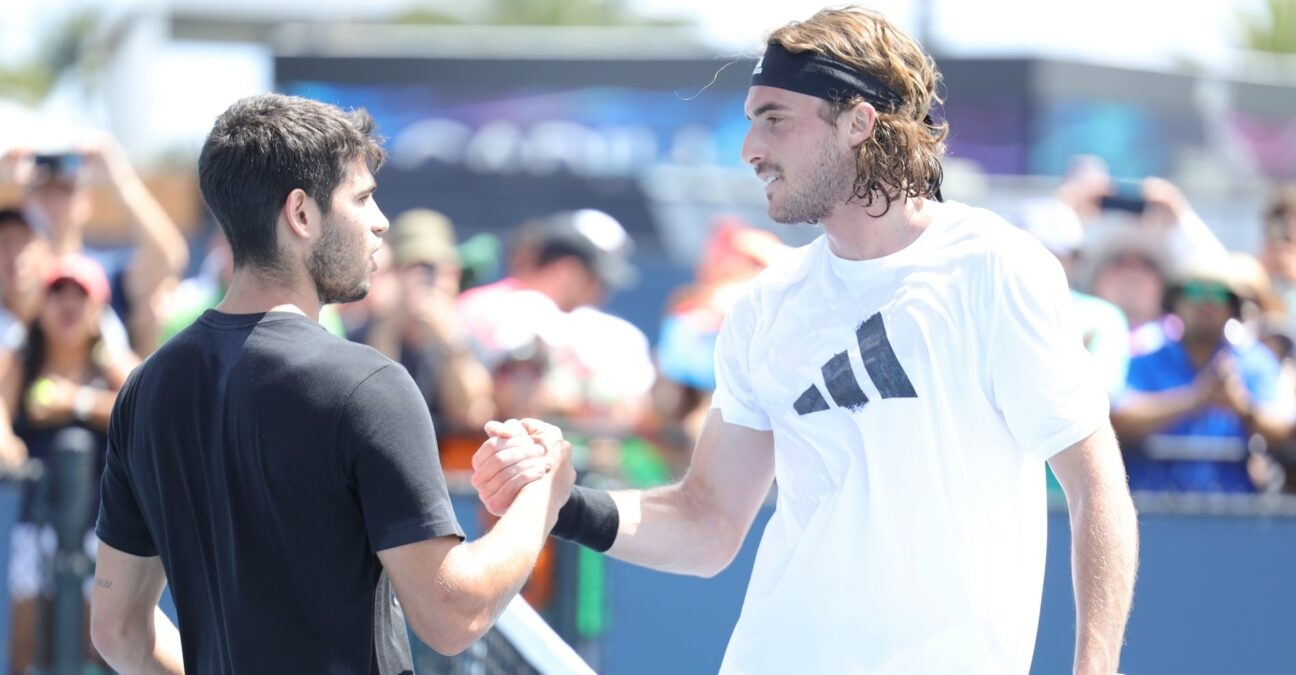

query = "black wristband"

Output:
[[551, 485, 619, 553]]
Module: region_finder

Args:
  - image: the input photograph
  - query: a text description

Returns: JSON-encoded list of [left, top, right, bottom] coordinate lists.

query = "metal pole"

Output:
[[50, 429, 95, 675]]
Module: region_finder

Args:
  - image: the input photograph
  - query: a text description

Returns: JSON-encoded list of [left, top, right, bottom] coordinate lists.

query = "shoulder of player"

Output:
[[150, 318, 397, 392], [942, 203, 1059, 278], [714, 240, 815, 326], [741, 236, 820, 296]]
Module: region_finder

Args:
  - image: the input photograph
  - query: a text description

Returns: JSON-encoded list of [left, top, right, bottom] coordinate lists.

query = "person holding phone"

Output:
[[1259, 184, 1296, 314], [1111, 256, 1295, 492], [0, 134, 189, 355]]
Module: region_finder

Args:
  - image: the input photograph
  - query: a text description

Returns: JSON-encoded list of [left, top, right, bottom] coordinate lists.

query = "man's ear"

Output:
[[845, 100, 878, 147], [281, 188, 314, 242]]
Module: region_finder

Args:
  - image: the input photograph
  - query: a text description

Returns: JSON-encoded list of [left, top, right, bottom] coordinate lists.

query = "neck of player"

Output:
[[216, 266, 322, 321], [821, 195, 934, 262]]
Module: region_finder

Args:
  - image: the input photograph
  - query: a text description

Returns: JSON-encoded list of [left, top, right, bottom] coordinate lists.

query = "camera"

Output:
[[32, 153, 83, 185], [1099, 180, 1147, 215]]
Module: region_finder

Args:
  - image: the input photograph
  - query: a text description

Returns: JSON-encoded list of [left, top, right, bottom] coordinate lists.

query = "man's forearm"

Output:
[[97, 607, 184, 675], [606, 483, 751, 578], [1069, 486, 1139, 674], [430, 480, 559, 648]]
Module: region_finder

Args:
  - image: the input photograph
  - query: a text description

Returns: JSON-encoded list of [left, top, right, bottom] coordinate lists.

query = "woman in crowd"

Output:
[[0, 254, 137, 672]]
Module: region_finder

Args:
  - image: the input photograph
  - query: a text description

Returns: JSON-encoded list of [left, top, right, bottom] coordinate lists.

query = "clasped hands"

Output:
[[471, 418, 573, 516]]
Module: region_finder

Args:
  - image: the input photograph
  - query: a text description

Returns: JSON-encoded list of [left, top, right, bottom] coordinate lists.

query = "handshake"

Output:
[[471, 418, 576, 518]]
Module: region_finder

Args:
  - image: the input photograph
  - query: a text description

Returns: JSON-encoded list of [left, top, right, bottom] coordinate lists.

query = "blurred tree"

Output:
[[1239, 0, 1296, 54], [0, 8, 123, 105], [396, 0, 689, 27], [393, 7, 464, 25]]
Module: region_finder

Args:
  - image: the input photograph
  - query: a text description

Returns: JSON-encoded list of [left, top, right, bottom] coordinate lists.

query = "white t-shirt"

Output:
[[712, 201, 1108, 675]]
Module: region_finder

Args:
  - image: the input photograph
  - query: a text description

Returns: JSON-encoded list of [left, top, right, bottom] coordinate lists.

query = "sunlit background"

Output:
[[1, 1, 1295, 674]]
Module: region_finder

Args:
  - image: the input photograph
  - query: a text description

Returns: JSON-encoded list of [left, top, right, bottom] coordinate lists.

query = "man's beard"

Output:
[[308, 216, 369, 305], [768, 136, 856, 225]]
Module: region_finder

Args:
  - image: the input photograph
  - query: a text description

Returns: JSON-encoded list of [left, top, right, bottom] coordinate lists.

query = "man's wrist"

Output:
[[551, 485, 618, 553]]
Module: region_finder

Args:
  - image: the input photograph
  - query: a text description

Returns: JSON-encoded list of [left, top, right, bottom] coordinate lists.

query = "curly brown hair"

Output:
[[768, 6, 948, 214]]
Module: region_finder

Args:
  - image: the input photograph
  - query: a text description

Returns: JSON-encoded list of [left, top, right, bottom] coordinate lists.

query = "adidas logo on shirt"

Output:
[[794, 312, 917, 415]]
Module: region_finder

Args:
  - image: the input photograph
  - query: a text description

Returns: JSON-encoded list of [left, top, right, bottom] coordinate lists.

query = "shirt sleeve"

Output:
[[96, 374, 158, 557], [340, 365, 464, 552], [986, 237, 1110, 461], [710, 291, 772, 431]]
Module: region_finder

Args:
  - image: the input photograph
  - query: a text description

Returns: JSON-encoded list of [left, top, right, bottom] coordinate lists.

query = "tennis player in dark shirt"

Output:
[[90, 93, 573, 674]]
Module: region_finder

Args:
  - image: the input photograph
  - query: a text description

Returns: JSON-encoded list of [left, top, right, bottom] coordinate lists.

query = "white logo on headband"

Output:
[[752, 57, 763, 75]]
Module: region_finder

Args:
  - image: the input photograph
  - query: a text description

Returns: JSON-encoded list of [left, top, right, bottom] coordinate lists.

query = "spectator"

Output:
[[0, 209, 51, 350], [1111, 256, 1294, 492], [1086, 231, 1173, 355], [0, 254, 138, 672], [458, 210, 654, 429], [1259, 183, 1296, 314], [652, 218, 787, 467], [1054, 160, 1231, 355], [1017, 198, 1130, 395], [1, 137, 189, 355], [1055, 157, 1229, 265], [363, 209, 494, 433], [1254, 312, 1296, 492]]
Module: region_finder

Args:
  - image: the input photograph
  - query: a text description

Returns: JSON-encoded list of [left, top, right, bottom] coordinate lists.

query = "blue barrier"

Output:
[[136, 491, 1296, 675], [3, 485, 1289, 673], [541, 498, 1296, 675]]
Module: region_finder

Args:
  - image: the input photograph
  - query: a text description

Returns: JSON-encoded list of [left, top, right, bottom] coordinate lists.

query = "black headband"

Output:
[[751, 42, 905, 112], [749, 42, 944, 202]]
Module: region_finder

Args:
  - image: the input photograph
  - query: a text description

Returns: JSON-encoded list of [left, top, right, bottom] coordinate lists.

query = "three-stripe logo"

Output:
[[793, 312, 917, 415]]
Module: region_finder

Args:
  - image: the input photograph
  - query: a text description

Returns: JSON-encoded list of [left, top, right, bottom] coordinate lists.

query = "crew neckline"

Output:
[[826, 201, 960, 280], [197, 309, 316, 330]]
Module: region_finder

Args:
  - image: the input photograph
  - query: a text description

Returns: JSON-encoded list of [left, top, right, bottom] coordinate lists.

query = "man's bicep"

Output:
[[97, 396, 157, 557], [1047, 422, 1128, 502], [686, 410, 775, 526], [91, 541, 167, 625], [344, 366, 465, 551]]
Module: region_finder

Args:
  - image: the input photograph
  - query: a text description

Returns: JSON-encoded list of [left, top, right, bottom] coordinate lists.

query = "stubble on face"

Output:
[[308, 214, 370, 305], [767, 127, 856, 225]]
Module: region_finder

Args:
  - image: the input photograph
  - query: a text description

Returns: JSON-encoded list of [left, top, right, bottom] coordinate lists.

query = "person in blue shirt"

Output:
[[1112, 256, 1295, 492]]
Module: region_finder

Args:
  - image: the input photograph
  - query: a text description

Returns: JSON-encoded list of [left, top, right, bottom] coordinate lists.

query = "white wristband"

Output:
[[72, 387, 96, 422]]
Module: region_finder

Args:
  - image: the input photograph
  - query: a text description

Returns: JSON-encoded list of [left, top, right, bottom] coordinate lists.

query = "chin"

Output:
[[320, 284, 369, 306], [767, 207, 807, 226]]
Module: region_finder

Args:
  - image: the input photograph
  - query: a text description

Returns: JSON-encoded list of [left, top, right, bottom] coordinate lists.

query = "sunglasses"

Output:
[[1181, 281, 1234, 306]]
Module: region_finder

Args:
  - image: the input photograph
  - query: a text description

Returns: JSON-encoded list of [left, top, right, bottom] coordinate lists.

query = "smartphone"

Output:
[[33, 153, 83, 184], [1099, 191, 1147, 215]]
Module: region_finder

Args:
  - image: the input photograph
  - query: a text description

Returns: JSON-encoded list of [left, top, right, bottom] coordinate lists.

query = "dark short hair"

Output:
[[197, 94, 385, 272]]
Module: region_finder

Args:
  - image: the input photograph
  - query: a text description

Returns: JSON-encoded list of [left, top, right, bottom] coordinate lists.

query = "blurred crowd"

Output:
[[1017, 158, 1296, 497], [0, 134, 1294, 668]]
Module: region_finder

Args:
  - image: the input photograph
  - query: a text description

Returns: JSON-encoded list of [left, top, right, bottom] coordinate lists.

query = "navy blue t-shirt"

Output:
[[96, 310, 464, 673]]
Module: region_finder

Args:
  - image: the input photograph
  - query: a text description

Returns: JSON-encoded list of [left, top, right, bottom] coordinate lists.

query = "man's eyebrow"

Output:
[[746, 102, 789, 121]]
